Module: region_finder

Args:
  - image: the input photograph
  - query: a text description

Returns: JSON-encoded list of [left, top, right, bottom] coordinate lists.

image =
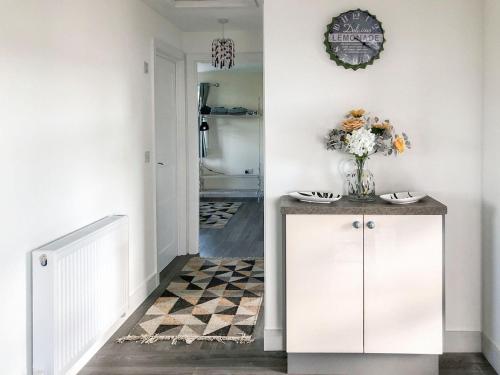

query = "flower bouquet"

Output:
[[326, 109, 411, 202]]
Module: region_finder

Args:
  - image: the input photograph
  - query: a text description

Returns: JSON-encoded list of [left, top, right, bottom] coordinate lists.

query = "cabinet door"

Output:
[[364, 215, 443, 354], [286, 215, 364, 353]]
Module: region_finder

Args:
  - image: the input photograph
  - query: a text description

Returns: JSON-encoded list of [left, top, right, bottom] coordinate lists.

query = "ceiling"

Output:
[[197, 62, 262, 73], [142, 0, 263, 32]]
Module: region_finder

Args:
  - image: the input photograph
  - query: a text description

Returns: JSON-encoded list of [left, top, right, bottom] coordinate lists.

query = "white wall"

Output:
[[264, 0, 483, 350], [0, 1, 181, 373], [482, 0, 500, 370], [199, 70, 263, 190]]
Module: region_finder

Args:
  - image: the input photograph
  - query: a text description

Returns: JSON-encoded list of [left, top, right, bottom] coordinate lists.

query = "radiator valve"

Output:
[[39, 254, 48, 267]]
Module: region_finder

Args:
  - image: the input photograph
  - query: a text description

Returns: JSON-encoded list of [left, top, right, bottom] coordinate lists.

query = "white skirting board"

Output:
[[264, 328, 284, 351], [129, 272, 160, 313], [482, 333, 500, 373], [264, 329, 482, 353], [444, 331, 482, 352]]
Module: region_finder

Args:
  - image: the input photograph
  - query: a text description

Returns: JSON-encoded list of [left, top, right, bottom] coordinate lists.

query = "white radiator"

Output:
[[32, 215, 129, 375]]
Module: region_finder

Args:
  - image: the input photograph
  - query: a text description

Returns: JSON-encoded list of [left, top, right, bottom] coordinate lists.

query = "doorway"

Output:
[[196, 61, 264, 258]]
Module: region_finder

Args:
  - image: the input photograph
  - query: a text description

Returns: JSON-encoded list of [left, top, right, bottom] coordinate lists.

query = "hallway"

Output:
[[3, 1, 499, 374], [80, 253, 497, 374], [82, 198, 268, 373], [199, 198, 264, 258], [81, 255, 283, 375]]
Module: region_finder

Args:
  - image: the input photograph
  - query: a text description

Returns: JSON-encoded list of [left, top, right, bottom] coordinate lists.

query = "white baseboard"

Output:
[[482, 333, 500, 373], [264, 329, 482, 353], [129, 272, 159, 312], [264, 328, 284, 351], [444, 330, 482, 352]]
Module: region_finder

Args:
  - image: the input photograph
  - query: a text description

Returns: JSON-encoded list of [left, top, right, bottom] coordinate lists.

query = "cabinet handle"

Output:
[[352, 221, 361, 229], [367, 221, 375, 229]]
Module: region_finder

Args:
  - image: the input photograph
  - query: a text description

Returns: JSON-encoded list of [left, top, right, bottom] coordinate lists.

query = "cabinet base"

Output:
[[287, 353, 438, 375]]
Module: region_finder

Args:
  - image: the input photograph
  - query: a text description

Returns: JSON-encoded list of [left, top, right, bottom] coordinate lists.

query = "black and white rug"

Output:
[[118, 257, 264, 345], [200, 202, 242, 229]]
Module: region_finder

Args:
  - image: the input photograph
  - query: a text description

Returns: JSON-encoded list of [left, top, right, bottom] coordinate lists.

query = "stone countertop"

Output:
[[280, 195, 447, 215]]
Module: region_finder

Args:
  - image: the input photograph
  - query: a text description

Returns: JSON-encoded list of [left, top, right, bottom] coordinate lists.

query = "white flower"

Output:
[[346, 127, 376, 157]]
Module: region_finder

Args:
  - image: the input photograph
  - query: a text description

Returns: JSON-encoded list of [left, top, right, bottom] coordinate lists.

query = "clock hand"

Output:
[[353, 36, 378, 52]]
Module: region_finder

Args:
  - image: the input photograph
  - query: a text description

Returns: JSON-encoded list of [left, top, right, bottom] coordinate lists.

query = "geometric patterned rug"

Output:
[[118, 257, 264, 345], [199, 201, 242, 229]]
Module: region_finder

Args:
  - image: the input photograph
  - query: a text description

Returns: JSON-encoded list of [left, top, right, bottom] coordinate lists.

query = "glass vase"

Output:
[[346, 156, 376, 202]]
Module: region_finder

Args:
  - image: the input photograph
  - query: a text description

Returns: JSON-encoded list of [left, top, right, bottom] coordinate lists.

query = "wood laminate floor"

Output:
[[81, 255, 284, 375], [439, 354, 498, 375], [81, 255, 498, 375], [82, 206, 497, 375], [199, 198, 264, 258]]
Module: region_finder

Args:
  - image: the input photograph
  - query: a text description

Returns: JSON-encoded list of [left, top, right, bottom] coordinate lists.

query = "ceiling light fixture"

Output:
[[172, 0, 256, 8], [212, 19, 235, 70]]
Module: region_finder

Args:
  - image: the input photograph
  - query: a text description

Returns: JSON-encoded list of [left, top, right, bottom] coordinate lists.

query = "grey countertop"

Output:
[[280, 195, 447, 215]]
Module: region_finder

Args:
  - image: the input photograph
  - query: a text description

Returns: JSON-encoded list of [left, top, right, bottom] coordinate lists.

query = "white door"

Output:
[[286, 215, 364, 353], [364, 215, 443, 354], [155, 54, 178, 272]]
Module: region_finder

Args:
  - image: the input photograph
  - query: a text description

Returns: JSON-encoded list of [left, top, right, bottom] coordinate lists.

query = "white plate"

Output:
[[288, 191, 342, 204], [380, 192, 426, 205]]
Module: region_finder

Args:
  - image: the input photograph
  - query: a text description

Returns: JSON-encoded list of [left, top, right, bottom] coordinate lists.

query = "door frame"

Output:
[[185, 52, 264, 255], [152, 38, 187, 281]]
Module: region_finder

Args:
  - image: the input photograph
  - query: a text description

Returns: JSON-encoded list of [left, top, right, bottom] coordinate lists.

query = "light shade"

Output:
[[212, 38, 235, 70]]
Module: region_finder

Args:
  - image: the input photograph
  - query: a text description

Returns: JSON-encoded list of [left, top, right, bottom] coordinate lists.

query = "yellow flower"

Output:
[[349, 109, 365, 118], [393, 135, 406, 153], [342, 118, 365, 132]]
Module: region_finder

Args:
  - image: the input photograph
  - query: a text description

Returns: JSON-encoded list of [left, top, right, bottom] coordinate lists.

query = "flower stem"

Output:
[[355, 156, 367, 197]]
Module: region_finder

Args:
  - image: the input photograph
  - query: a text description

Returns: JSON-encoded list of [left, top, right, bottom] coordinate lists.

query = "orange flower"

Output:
[[393, 135, 406, 153], [342, 118, 365, 132], [349, 109, 365, 118]]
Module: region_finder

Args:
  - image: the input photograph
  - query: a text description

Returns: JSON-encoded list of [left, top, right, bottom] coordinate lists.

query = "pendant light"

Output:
[[212, 19, 235, 70]]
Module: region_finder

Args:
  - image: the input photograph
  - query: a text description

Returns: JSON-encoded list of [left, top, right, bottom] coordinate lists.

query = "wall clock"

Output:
[[324, 9, 385, 70]]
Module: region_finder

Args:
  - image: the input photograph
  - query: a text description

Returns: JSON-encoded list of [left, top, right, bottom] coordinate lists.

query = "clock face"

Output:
[[324, 9, 385, 70]]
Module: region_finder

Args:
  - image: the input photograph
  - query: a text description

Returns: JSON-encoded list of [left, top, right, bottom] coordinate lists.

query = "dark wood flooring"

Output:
[[81, 255, 498, 375], [81, 209, 498, 374], [200, 198, 264, 258], [439, 354, 497, 374], [81, 255, 284, 375]]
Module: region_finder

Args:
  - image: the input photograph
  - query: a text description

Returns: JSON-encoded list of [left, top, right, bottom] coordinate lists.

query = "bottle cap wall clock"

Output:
[[324, 9, 385, 70]]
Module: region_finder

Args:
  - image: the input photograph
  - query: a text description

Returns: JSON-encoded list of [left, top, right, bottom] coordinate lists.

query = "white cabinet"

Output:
[[285, 214, 443, 355], [364, 215, 443, 354], [286, 215, 364, 353]]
